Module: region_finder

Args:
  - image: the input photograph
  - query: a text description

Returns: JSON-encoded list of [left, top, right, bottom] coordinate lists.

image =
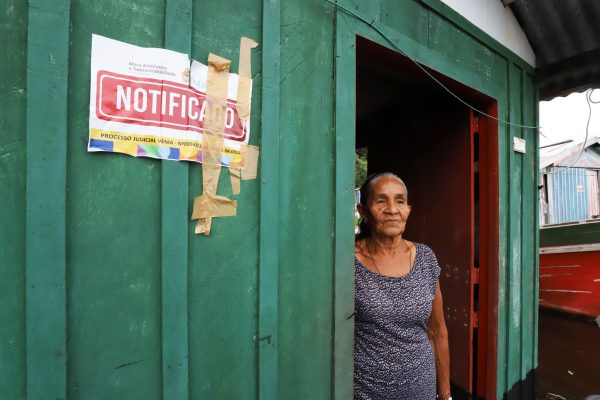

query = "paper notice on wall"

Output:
[[88, 34, 251, 168]]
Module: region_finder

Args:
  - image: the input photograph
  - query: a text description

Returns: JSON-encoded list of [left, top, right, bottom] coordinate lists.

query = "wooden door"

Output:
[[369, 104, 476, 395]]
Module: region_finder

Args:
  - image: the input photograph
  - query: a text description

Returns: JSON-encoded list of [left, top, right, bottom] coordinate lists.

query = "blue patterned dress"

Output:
[[354, 243, 441, 400]]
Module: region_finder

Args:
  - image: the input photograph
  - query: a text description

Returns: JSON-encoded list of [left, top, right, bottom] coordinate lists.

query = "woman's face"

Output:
[[360, 176, 411, 239]]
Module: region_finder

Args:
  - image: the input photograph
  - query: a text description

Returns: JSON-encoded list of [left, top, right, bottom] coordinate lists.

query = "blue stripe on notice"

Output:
[[168, 147, 180, 160], [89, 139, 113, 151]]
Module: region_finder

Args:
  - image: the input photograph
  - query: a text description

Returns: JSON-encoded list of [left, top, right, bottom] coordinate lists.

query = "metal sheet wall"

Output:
[[545, 167, 599, 224], [0, 0, 538, 399], [588, 170, 600, 217]]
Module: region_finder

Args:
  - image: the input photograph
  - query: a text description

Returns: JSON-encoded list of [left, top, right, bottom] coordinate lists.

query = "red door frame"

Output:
[[476, 103, 500, 400]]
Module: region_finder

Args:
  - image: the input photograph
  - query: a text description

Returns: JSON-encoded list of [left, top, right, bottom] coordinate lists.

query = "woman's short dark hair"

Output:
[[356, 172, 407, 240]]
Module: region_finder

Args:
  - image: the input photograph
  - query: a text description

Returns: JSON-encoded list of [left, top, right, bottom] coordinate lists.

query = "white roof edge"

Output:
[[440, 0, 536, 66]]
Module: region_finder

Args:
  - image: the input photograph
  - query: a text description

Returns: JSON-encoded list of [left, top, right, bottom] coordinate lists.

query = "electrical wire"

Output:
[[325, 0, 600, 178], [326, 0, 542, 129]]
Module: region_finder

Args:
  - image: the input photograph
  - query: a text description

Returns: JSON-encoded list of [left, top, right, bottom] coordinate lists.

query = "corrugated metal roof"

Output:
[[507, 0, 600, 100], [540, 136, 600, 169]]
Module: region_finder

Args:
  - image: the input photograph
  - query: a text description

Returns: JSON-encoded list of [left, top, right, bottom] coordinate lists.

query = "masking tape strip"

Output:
[[202, 135, 225, 194], [192, 40, 259, 235], [193, 53, 232, 235], [229, 144, 259, 194], [229, 143, 259, 193], [241, 145, 259, 180], [230, 168, 241, 195], [199, 54, 230, 168], [195, 218, 212, 235], [228, 144, 247, 195], [236, 37, 258, 122], [191, 193, 237, 219], [229, 37, 258, 194]]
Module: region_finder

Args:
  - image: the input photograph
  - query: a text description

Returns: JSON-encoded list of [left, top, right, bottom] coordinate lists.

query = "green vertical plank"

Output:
[[506, 62, 523, 392], [67, 2, 165, 398], [496, 88, 509, 399], [259, 0, 280, 398], [25, 0, 70, 398], [333, 10, 356, 400], [420, 0, 535, 72], [162, 1, 191, 399], [0, 1, 27, 398], [520, 73, 535, 380], [532, 89, 540, 371], [278, 0, 335, 398], [187, 1, 260, 398]]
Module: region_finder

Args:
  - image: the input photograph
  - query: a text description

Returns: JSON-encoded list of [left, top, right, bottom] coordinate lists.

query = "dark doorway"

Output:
[[356, 36, 499, 399]]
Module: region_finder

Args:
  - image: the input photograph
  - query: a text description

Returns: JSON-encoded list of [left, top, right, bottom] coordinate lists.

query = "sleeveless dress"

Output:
[[354, 242, 441, 400]]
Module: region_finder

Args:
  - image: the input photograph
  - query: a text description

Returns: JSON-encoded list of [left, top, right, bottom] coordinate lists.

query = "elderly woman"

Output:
[[354, 172, 451, 400]]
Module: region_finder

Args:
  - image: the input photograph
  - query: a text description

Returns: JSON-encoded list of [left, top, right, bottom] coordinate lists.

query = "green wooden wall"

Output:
[[1, 1, 28, 398], [540, 221, 600, 246], [0, 0, 538, 399]]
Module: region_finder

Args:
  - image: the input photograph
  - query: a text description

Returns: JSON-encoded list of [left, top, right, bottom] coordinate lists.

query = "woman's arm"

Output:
[[427, 282, 451, 399]]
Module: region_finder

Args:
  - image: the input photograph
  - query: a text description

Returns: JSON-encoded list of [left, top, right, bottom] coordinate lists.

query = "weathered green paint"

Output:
[[506, 62, 523, 391], [2, 0, 540, 399], [25, 0, 70, 398], [0, 1, 27, 399], [278, 1, 336, 398], [520, 73, 536, 382], [162, 1, 192, 399], [419, 0, 535, 72], [540, 221, 600, 246], [67, 2, 164, 399], [333, 8, 357, 400], [496, 91, 510, 398], [533, 93, 541, 375], [185, 1, 262, 399], [496, 94, 512, 397], [259, 0, 280, 399]]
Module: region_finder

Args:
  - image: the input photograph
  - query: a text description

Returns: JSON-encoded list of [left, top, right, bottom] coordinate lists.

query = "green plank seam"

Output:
[[519, 73, 534, 379], [532, 91, 540, 371], [333, 9, 356, 400], [495, 102, 508, 400], [491, 91, 511, 399], [340, 11, 504, 104], [519, 70, 528, 379], [502, 62, 523, 397], [162, 1, 192, 399], [495, 66, 507, 400], [25, 0, 70, 399], [259, 0, 281, 398], [418, 0, 534, 72]]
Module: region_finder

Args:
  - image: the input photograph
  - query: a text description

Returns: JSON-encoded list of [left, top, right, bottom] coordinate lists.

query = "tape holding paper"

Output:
[[241, 145, 259, 180], [236, 37, 258, 121], [229, 144, 259, 193], [230, 37, 258, 193], [192, 53, 233, 235], [191, 193, 237, 219], [230, 168, 242, 195], [191, 39, 259, 235]]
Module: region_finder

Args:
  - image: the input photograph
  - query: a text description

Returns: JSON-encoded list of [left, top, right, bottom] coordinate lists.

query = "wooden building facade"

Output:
[[1, 0, 540, 399]]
